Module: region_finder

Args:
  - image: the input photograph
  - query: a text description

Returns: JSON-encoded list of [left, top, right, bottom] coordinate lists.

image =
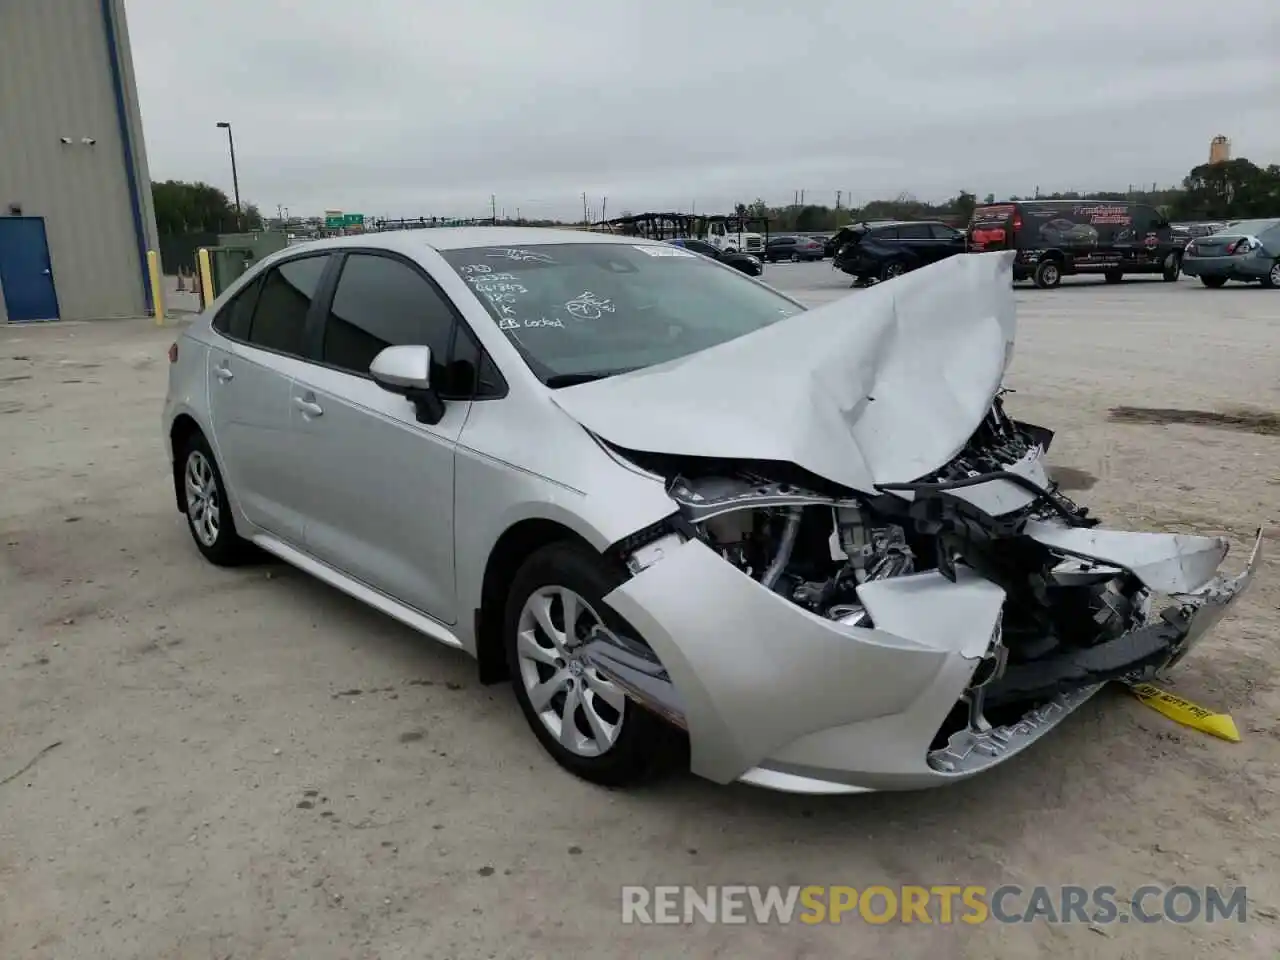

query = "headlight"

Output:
[[746, 255, 761, 266]]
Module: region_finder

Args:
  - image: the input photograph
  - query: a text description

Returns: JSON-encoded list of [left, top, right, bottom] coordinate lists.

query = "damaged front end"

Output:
[[584, 397, 1261, 791]]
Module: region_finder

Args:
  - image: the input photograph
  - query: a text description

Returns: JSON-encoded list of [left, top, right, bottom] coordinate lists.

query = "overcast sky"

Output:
[[125, 0, 1280, 221]]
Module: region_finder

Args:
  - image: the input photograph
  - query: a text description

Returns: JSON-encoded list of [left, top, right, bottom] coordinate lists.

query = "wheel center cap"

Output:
[[568, 658, 585, 677]]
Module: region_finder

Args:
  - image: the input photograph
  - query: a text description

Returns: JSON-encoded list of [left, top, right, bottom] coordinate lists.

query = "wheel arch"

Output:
[[474, 517, 599, 685], [169, 413, 205, 513]]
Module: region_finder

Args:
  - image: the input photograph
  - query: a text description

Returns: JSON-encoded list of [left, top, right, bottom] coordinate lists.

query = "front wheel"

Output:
[[789, 252, 800, 263], [1200, 275, 1228, 289], [504, 542, 680, 787], [1262, 260, 1280, 289], [880, 261, 906, 282], [1034, 260, 1063, 289], [1162, 254, 1181, 282], [1104, 270, 1123, 284]]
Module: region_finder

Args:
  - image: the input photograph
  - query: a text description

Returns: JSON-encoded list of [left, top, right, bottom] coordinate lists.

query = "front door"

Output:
[[291, 251, 468, 624], [0, 217, 60, 322]]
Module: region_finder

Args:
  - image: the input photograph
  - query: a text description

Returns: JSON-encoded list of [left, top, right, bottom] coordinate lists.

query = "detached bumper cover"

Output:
[[593, 528, 1262, 793]]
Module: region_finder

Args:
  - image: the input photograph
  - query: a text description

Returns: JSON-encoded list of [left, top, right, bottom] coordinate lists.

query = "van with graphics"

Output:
[[967, 200, 1184, 288]]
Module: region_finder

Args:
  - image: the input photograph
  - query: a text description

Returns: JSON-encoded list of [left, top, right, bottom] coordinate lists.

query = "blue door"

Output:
[[0, 217, 60, 322]]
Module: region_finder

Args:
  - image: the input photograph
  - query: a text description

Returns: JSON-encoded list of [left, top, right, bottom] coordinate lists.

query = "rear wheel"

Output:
[[179, 433, 252, 566], [504, 542, 680, 787], [1262, 261, 1280, 289], [880, 261, 906, 282], [1200, 275, 1228, 289], [1104, 270, 1123, 284], [1162, 254, 1181, 282], [1034, 260, 1063, 289]]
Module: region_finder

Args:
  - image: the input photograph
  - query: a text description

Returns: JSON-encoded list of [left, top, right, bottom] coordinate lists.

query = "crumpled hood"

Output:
[[550, 251, 1018, 493]]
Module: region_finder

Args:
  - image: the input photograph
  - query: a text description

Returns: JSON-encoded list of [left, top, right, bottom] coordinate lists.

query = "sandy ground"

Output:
[[1, 266, 1278, 959]]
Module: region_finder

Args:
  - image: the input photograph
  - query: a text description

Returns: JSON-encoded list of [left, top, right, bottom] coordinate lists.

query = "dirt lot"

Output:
[[2, 268, 1278, 959]]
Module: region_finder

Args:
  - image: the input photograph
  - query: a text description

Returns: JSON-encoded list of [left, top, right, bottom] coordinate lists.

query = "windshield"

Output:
[[441, 243, 803, 384]]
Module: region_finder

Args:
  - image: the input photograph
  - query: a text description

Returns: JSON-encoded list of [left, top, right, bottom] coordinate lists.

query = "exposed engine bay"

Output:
[[615, 396, 1175, 714]]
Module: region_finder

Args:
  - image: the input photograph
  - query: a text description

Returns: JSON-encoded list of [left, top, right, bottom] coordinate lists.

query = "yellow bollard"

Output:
[[197, 248, 215, 310], [147, 250, 164, 325]]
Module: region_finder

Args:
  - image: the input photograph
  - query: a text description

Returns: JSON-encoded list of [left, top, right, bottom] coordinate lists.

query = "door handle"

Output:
[[214, 365, 234, 382], [293, 395, 324, 417]]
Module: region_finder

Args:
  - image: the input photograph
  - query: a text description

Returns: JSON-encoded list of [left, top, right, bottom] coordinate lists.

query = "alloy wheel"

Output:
[[516, 585, 626, 757], [1270, 262, 1280, 287], [184, 450, 220, 547]]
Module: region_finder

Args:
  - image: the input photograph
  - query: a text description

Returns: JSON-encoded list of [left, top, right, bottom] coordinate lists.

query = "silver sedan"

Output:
[[163, 229, 1261, 794]]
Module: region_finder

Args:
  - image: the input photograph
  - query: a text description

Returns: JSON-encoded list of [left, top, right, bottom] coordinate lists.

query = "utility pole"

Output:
[[601, 197, 607, 223], [490, 194, 497, 224], [582, 192, 588, 226], [215, 121, 241, 229], [836, 190, 841, 211], [800, 189, 805, 206]]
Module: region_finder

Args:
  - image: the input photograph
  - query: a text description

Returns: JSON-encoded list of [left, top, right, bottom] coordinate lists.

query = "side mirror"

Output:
[[370, 345, 444, 425]]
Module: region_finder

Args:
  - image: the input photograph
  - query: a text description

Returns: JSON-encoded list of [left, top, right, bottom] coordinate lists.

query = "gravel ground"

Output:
[[2, 264, 1278, 959]]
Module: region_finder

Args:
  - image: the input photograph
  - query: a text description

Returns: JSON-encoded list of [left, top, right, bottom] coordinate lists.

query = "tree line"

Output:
[[740, 159, 1279, 232], [151, 157, 1279, 238]]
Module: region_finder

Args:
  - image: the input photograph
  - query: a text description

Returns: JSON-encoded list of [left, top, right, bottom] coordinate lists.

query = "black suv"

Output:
[[967, 200, 1184, 288], [831, 221, 967, 285]]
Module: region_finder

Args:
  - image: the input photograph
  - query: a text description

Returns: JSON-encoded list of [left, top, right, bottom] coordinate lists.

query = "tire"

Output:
[[1162, 255, 1181, 282], [1262, 261, 1280, 289], [179, 432, 252, 566], [1104, 270, 1123, 284], [1034, 260, 1063, 289], [504, 542, 681, 787], [880, 261, 907, 282], [789, 252, 800, 263], [1200, 276, 1228, 289]]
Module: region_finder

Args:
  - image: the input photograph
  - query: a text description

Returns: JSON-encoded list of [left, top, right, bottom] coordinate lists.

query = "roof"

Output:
[[279, 226, 650, 257]]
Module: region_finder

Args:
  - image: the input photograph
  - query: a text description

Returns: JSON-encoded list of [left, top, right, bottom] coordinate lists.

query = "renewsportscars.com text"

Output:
[[620, 884, 1249, 926]]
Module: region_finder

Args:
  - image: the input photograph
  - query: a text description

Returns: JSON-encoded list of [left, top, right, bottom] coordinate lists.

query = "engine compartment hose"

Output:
[[761, 507, 802, 590]]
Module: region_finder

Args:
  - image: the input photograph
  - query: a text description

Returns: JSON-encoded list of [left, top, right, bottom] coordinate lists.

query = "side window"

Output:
[[247, 255, 328, 356], [930, 224, 961, 240], [873, 227, 900, 241], [322, 253, 455, 381], [897, 223, 931, 240], [212, 276, 261, 340]]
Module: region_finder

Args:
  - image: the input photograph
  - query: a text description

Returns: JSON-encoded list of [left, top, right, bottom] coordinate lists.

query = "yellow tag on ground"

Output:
[[1126, 682, 1241, 742]]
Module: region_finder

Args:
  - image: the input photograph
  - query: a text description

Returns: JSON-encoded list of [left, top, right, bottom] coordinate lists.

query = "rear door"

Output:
[[290, 250, 471, 623], [929, 222, 967, 262], [206, 254, 332, 543], [893, 222, 933, 265]]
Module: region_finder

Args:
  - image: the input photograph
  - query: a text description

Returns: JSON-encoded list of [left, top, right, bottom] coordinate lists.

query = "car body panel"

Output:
[[601, 537, 995, 785], [287, 361, 468, 625], [550, 252, 1017, 493], [205, 340, 313, 543]]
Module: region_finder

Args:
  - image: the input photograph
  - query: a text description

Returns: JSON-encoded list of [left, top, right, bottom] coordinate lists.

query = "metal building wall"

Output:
[[0, 0, 158, 321]]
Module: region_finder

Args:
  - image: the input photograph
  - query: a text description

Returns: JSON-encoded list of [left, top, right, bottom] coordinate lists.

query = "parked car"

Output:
[[164, 231, 1260, 794], [831, 220, 967, 284], [764, 235, 824, 262], [967, 200, 1182, 288], [666, 237, 763, 276], [1180, 219, 1280, 288]]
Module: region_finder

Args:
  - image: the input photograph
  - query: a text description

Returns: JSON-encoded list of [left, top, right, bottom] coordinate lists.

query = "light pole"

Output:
[[215, 121, 241, 229]]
